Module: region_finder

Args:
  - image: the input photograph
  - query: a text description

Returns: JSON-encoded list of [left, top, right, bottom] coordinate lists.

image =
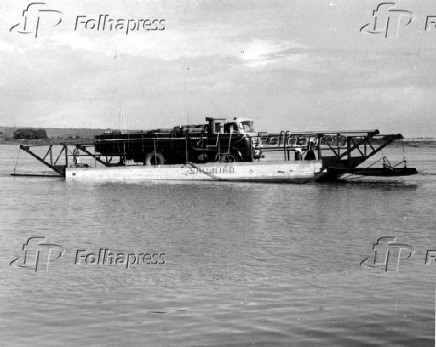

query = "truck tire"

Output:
[[144, 152, 165, 166], [218, 153, 238, 163]]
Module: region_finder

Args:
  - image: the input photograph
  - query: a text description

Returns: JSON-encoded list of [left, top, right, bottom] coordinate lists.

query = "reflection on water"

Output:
[[0, 145, 435, 346]]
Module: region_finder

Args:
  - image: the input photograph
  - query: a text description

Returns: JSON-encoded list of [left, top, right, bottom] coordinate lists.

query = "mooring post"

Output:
[[185, 136, 188, 164], [153, 140, 157, 165], [317, 134, 322, 160], [49, 145, 53, 166], [64, 144, 68, 168], [123, 142, 126, 164], [283, 131, 287, 161]]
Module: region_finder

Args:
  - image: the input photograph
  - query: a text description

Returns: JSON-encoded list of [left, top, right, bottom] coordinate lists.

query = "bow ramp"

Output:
[[258, 129, 417, 180]]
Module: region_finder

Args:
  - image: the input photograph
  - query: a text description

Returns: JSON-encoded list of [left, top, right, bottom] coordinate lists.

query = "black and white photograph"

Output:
[[0, 0, 435, 345]]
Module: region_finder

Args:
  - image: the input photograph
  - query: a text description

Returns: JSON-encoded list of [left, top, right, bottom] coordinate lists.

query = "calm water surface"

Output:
[[0, 144, 435, 346]]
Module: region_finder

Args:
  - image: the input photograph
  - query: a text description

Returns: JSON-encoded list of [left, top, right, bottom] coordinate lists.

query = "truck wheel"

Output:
[[219, 153, 238, 163], [144, 152, 165, 166]]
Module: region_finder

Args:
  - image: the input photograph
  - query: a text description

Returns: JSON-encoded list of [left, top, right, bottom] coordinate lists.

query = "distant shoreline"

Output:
[[392, 140, 436, 147], [0, 126, 108, 145]]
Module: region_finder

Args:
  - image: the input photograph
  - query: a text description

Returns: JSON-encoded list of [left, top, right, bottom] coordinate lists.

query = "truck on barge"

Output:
[[94, 117, 262, 165], [12, 117, 417, 183]]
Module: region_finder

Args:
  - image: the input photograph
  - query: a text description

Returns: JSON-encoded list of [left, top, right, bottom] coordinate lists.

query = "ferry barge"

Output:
[[12, 117, 417, 183]]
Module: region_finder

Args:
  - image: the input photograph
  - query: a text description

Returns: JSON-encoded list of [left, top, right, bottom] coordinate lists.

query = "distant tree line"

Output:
[[14, 128, 48, 140]]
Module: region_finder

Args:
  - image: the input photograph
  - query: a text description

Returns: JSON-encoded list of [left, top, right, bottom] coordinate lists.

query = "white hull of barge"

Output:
[[65, 161, 324, 183]]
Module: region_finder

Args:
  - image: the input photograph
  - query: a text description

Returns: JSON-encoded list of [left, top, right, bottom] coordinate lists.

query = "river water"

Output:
[[0, 144, 435, 346]]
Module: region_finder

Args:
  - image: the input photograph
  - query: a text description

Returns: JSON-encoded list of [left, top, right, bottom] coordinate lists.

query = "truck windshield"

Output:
[[240, 121, 255, 133]]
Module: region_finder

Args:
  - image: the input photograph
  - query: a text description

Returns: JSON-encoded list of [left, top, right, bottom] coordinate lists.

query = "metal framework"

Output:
[[256, 129, 404, 170]]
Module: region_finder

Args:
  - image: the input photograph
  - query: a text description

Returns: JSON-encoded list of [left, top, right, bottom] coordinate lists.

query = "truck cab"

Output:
[[204, 117, 262, 160], [206, 117, 256, 136]]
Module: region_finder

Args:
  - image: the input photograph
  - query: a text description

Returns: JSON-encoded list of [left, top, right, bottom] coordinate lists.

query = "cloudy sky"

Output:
[[0, 0, 435, 137]]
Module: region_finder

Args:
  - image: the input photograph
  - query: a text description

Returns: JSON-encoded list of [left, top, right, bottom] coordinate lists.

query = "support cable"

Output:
[[13, 147, 21, 174]]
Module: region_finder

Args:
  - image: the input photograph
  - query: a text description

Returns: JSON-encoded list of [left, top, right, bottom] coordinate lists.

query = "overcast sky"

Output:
[[1, 0, 435, 137]]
